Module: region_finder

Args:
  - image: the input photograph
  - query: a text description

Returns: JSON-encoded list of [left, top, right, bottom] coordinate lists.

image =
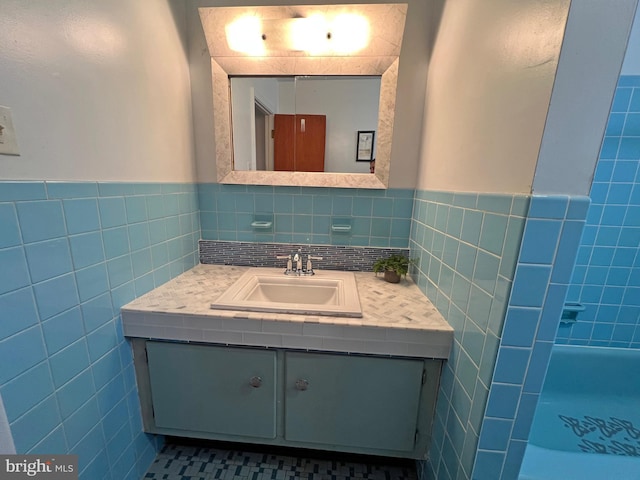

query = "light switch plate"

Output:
[[0, 106, 20, 156]]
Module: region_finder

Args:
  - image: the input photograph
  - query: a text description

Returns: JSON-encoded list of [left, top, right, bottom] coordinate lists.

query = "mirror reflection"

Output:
[[230, 76, 381, 174]]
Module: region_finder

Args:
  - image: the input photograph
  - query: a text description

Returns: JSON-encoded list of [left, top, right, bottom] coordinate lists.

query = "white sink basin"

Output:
[[211, 268, 362, 317]]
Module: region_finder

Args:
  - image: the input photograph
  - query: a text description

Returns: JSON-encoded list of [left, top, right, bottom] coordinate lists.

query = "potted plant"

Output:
[[373, 254, 413, 283]]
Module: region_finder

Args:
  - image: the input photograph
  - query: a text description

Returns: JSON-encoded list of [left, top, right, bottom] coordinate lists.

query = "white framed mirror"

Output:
[[198, 4, 407, 189], [230, 75, 382, 174]]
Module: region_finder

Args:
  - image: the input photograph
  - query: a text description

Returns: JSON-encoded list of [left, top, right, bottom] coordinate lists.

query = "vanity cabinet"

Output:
[[284, 352, 423, 452], [146, 342, 277, 439], [133, 339, 442, 459]]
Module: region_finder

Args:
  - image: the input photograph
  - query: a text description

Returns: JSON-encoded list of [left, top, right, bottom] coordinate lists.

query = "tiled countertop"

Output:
[[121, 264, 453, 359]]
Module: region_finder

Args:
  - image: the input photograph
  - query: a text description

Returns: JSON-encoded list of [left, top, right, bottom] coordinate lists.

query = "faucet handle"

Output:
[[276, 255, 294, 275], [305, 255, 323, 275]]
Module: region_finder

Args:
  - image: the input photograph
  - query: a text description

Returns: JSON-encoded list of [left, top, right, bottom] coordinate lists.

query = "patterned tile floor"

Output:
[[144, 440, 418, 480]]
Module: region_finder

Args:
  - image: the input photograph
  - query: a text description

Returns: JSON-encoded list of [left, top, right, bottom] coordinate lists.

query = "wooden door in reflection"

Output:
[[274, 114, 326, 172]]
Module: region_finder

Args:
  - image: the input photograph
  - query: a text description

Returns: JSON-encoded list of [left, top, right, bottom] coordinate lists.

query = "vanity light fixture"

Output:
[[225, 16, 265, 56], [225, 14, 370, 56]]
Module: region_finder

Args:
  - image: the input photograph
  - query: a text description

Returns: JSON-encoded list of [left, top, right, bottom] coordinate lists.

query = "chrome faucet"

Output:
[[276, 249, 323, 276]]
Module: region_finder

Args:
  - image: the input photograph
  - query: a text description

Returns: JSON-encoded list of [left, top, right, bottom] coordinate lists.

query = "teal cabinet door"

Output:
[[285, 352, 423, 452], [146, 342, 277, 438]]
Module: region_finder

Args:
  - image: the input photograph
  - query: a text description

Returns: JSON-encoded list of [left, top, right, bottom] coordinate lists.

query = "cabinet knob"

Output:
[[249, 376, 262, 388], [295, 379, 309, 391]]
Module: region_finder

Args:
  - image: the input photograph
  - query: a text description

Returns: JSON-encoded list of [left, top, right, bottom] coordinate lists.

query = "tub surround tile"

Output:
[[527, 196, 568, 219], [561, 79, 640, 349], [474, 194, 589, 480]]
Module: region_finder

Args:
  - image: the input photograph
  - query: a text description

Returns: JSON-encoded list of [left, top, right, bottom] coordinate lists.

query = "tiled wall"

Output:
[[559, 75, 640, 348], [0, 182, 200, 480], [198, 184, 414, 248], [409, 191, 528, 480], [473, 195, 588, 479]]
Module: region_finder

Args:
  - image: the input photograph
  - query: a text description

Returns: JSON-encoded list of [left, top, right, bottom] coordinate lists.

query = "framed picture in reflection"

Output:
[[356, 130, 375, 162]]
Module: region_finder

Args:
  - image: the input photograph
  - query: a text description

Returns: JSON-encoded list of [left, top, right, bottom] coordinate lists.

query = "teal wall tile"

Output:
[[98, 197, 127, 228], [519, 220, 562, 264], [373, 197, 393, 217], [102, 227, 130, 260], [0, 203, 22, 248], [76, 264, 110, 302], [47, 182, 98, 199], [63, 199, 101, 234], [510, 265, 552, 307], [127, 223, 151, 251], [528, 195, 568, 219], [0, 363, 54, 423], [16, 200, 67, 243], [0, 182, 47, 202], [41, 307, 85, 355], [477, 194, 513, 215], [411, 189, 528, 480], [0, 247, 31, 295], [81, 293, 114, 333], [0, 288, 39, 341], [124, 196, 148, 223], [11, 396, 61, 453], [461, 210, 483, 245], [479, 214, 508, 256], [56, 369, 96, 419], [0, 180, 199, 473], [0, 326, 47, 385]]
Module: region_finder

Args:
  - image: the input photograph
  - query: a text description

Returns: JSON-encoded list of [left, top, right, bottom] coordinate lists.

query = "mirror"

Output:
[[198, 4, 407, 189], [230, 75, 381, 173]]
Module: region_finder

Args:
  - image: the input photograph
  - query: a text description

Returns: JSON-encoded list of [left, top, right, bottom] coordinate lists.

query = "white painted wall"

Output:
[[187, 0, 435, 188], [622, 6, 640, 75], [230, 77, 280, 170], [417, 0, 571, 194], [0, 0, 196, 182], [532, 0, 638, 195], [294, 77, 380, 174]]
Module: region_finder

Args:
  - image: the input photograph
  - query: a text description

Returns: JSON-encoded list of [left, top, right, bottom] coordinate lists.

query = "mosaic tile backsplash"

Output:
[[199, 240, 408, 272], [198, 184, 414, 248], [560, 75, 640, 348], [0, 181, 200, 480]]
